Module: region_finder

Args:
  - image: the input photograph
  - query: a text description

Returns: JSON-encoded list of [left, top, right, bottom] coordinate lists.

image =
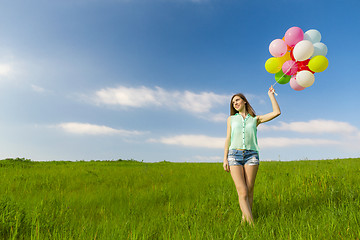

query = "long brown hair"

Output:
[[230, 93, 256, 117]]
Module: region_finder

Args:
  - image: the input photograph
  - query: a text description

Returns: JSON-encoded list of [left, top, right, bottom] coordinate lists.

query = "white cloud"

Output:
[[259, 119, 360, 148], [31, 84, 47, 93], [179, 91, 227, 113], [149, 134, 343, 149], [260, 120, 359, 134], [57, 122, 146, 136], [199, 112, 228, 122], [95, 86, 164, 107], [0, 64, 11, 77], [93, 85, 229, 121], [192, 155, 222, 162], [148, 134, 225, 148], [259, 137, 340, 148]]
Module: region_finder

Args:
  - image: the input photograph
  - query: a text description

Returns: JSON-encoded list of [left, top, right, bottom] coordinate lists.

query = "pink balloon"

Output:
[[269, 39, 287, 57], [284, 27, 304, 47], [290, 76, 306, 91], [282, 60, 298, 75]]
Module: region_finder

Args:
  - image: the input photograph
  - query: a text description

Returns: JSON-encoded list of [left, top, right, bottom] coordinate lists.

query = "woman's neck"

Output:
[[237, 109, 248, 118]]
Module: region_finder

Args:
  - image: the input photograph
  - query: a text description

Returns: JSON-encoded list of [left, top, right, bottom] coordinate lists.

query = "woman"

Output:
[[223, 85, 280, 225]]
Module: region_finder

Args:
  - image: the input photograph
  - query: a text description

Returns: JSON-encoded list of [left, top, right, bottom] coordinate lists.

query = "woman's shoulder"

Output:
[[249, 114, 259, 123]]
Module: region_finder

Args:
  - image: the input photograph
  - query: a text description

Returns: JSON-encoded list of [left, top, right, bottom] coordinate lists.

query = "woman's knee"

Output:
[[247, 184, 255, 195], [236, 187, 249, 199]]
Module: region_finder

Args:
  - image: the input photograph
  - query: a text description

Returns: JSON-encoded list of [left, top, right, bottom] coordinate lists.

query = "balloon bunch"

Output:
[[265, 26, 329, 91]]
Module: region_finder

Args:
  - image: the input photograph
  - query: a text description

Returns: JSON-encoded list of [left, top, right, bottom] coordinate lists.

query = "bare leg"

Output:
[[230, 165, 254, 225], [244, 164, 259, 211]]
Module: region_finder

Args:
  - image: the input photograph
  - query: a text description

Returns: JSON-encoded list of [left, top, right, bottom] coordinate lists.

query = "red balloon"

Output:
[[297, 59, 310, 70], [290, 48, 295, 61], [297, 59, 314, 73]]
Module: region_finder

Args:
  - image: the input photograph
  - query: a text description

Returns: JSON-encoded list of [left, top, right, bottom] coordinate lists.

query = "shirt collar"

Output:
[[235, 113, 250, 120]]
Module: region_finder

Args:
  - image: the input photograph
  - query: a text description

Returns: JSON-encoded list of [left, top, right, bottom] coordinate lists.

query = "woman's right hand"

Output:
[[223, 160, 230, 172]]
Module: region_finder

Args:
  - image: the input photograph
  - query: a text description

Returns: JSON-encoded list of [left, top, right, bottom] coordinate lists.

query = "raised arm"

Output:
[[257, 86, 281, 125]]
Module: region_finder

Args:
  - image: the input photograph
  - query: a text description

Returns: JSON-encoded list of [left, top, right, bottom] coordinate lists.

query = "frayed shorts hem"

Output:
[[227, 149, 259, 166]]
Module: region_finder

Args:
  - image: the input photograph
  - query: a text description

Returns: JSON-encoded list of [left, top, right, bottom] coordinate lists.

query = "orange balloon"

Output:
[[282, 36, 292, 51]]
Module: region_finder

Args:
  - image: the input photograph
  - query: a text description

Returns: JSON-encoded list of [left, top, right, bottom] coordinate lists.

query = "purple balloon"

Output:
[[290, 76, 306, 91]]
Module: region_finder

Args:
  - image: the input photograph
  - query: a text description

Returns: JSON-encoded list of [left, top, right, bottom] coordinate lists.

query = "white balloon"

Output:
[[293, 40, 314, 61], [312, 42, 328, 57], [304, 29, 322, 43], [296, 70, 315, 88]]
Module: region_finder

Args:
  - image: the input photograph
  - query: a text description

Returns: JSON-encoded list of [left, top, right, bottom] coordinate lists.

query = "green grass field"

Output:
[[0, 158, 359, 239]]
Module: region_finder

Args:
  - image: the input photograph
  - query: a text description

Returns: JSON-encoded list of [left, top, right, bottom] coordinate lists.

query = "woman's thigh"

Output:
[[230, 165, 248, 192]]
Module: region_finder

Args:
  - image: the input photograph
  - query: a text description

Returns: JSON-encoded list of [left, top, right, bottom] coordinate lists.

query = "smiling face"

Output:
[[232, 95, 246, 112], [230, 93, 255, 117]]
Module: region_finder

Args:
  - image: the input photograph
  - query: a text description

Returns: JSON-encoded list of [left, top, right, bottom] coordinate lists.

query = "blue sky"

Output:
[[0, 0, 359, 162]]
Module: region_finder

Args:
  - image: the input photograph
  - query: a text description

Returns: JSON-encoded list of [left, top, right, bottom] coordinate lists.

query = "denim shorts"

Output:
[[227, 149, 259, 166]]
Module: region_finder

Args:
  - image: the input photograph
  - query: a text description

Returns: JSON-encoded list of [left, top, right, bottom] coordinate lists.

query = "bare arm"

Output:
[[257, 86, 281, 125], [223, 116, 231, 172]]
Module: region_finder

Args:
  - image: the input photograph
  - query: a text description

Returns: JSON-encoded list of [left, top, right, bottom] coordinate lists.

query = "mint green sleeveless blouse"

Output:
[[229, 113, 259, 151]]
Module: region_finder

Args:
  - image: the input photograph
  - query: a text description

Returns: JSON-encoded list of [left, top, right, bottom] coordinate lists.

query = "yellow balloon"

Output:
[[265, 57, 282, 74], [278, 52, 291, 65], [308, 55, 329, 72]]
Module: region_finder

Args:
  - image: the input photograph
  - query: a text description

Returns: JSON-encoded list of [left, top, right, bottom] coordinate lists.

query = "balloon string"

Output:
[[272, 61, 297, 96]]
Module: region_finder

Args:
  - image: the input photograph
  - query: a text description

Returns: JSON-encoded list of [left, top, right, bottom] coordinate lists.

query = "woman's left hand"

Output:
[[268, 85, 276, 96]]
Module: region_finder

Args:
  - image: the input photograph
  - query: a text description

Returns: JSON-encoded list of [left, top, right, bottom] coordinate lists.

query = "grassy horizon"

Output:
[[0, 158, 359, 239]]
